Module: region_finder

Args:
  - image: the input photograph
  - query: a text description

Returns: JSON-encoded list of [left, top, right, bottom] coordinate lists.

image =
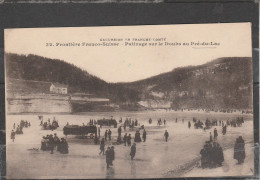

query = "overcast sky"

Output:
[[5, 23, 252, 83]]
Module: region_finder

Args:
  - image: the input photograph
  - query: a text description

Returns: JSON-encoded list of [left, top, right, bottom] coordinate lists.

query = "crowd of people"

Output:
[[123, 118, 139, 130], [12, 114, 248, 172], [191, 117, 245, 133], [200, 135, 246, 169], [200, 141, 224, 168], [157, 118, 166, 126], [234, 136, 246, 164], [11, 120, 31, 142], [40, 117, 59, 131], [41, 133, 68, 154]]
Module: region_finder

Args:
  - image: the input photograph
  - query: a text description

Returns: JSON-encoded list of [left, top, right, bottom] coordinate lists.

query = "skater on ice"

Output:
[[130, 143, 136, 160], [105, 130, 108, 141], [123, 133, 127, 146], [134, 131, 141, 142], [11, 130, 15, 142], [164, 130, 169, 142], [213, 128, 218, 140], [234, 136, 246, 164], [142, 129, 146, 142], [100, 138, 105, 155], [108, 129, 112, 141], [127, 134, 132, 146]]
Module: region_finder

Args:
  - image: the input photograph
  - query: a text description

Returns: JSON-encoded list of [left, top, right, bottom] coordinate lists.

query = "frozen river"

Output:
[[6, 111, 254, 179]]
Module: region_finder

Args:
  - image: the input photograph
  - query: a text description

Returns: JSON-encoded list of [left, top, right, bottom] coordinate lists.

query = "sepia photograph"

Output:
[[4, 23, 254, 179]]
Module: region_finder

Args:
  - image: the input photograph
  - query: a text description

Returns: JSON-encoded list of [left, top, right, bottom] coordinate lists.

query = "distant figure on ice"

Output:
[[176, 118, 178, 123], [118, 126, 122, 137], [142, 129, 147, 142], [53, 133, 60, 149], [164, 130, 169, 142], [100, 138, 105, 155], [149, 118, 152, 124], [13, 123, 15, 129], [11, 130, 15, 142], [59, 138, 69, 154], [49, 134, 55, 154], [123, 133, 127, 146], [108, 129, 112, 141], [200, 144, 208, 169], [188, 121, 191, 129], [164, 119, 166, 125], [130, 143, 136, 160], [213, 128, 218, 140], [134, 131, 141, 142], [124, 121, 127, 131], [222, 125, 227, 135], [182, 119, 184, 123], [110, 146, 115, 166], [210, 132, 213, 142], [213, 142, 224, 167], [127, 134, 132, 146], [105, 147, 112, 168], [105, 130, 108, 141], [98, 127, 100, 138], [135, 119, 138, 126], [234, 136, 246, 164]]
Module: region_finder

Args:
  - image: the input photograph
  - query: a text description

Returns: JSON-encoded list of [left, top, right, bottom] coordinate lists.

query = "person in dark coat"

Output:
[[53, 133, 60, 149], [134, 131, 141, 142], [11, 130, 15, 142], [105, 147, 112, 168], [108, 129, 112, 141], [164, 119, 166, 125], [41, 136, 47, 151], [215, 142, 224, 167], [105, 130, 108, 141], [98, 127, 100, 138], [60, 138, 69, 154], [118, 126, 122, 137], [127, 134, 131, 146], [164, 130, 169, 142], [110, 146, 115, 165], [200, 144, 208, 168], [142, 129, 147, 142], [222, 125, 227, 135], [213, 128, 218, 140], [124, 121, 126, 131], [234, 136, 246, 164], [210, 132, 213, 142], [123, 133, 127, 146], [49, 134, 55, 154], [130, 143, 136, 160], [99, 138, 105, 155], [188, 121, 191, 129]]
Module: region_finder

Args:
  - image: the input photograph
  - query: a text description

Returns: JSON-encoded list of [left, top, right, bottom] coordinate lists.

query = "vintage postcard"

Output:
[[5, 23, 254, 179]]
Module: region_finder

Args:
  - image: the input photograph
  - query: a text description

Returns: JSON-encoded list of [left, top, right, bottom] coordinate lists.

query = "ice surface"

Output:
[[6, 111, 254, 179]]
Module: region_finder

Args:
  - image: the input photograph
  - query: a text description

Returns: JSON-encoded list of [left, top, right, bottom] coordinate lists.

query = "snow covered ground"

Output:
[[6, 111, 254, 179]]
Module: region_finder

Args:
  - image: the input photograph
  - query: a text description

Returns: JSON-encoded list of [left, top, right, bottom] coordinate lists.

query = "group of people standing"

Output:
[[200, 141, 224, 168], [11, 120, 31, 142], [40, 117, 59, 131], [157, 119, 166, 126], [200, 135, 246, 169], [41, 133, 68, 154]]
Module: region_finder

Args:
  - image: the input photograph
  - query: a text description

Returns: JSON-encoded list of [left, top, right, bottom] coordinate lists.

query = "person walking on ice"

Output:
[[164, 130, 169, 142], [214, 128, 218, 141], [130, 143, 136, 160], [11, 130, 15, 142]]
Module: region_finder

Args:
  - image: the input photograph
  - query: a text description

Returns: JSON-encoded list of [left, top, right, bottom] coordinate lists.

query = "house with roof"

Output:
[[50, 83, 68, 94]]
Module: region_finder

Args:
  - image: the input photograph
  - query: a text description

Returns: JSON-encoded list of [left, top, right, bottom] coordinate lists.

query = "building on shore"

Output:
[[50, 83, 68, 94]]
